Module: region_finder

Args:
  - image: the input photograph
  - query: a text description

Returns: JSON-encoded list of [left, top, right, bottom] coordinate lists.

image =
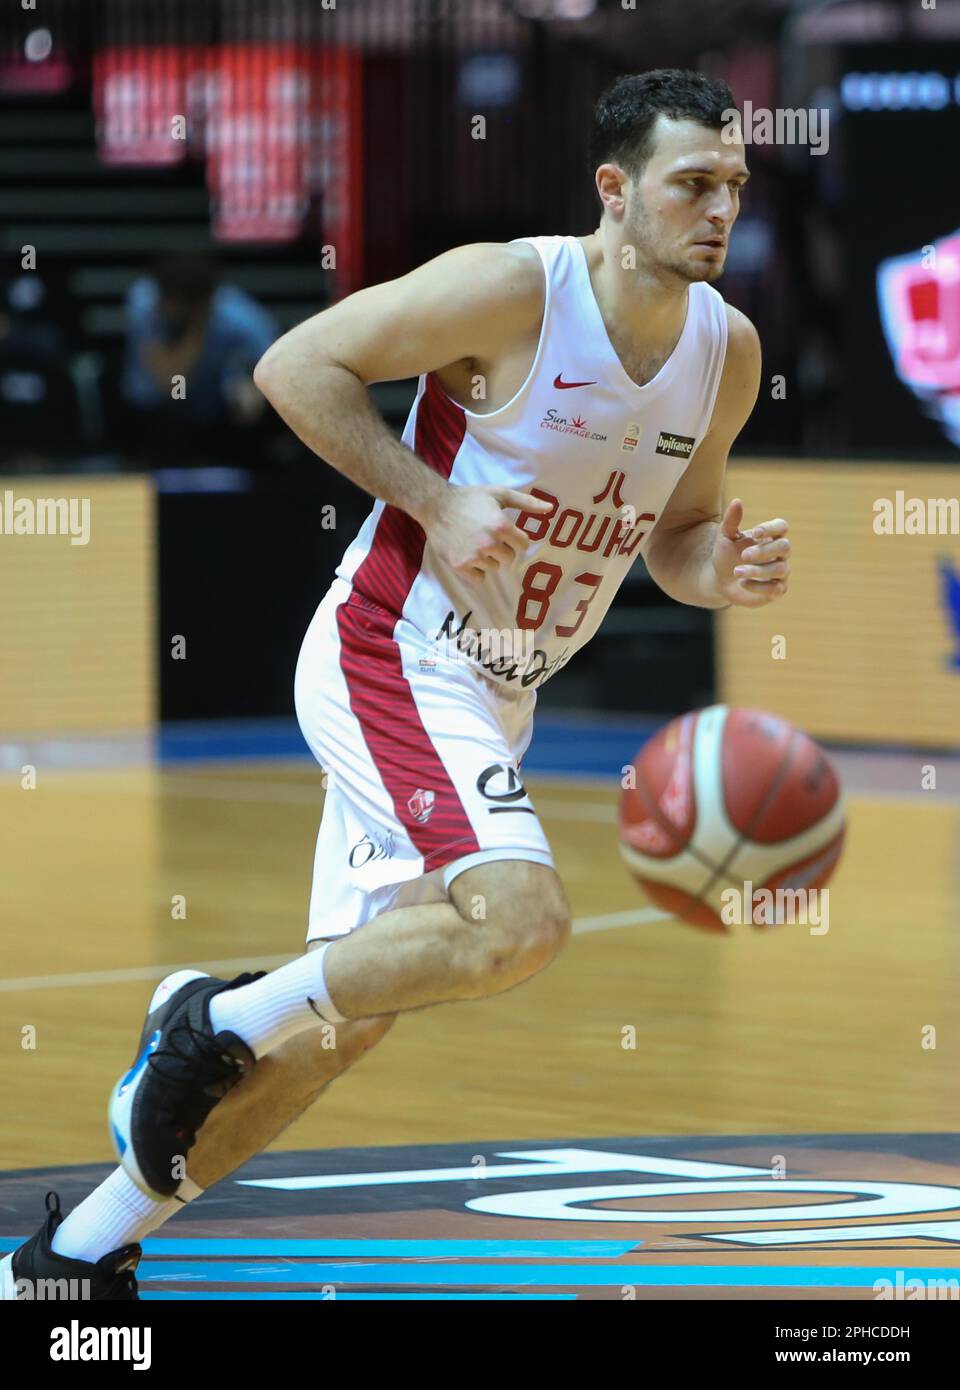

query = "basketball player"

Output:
[[2, 69, 790, 1299]]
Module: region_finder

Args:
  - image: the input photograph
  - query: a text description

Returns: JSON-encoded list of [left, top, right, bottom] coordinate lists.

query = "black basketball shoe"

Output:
[[0, 1192, 140, 1300], [108, 969, 264, 1199]]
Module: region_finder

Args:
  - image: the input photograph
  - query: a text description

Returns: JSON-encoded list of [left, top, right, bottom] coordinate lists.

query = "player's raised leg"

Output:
[[109, 856, 570, 1199], [1, 1004, 397, 1300], [185, 1007, 396, 1189]]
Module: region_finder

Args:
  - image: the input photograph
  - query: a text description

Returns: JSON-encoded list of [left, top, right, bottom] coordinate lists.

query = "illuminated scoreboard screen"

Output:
[[840, 43, 960, 454]]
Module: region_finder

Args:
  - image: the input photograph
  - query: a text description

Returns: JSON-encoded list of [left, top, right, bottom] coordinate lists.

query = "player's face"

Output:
[[625, 116, 749, 285]]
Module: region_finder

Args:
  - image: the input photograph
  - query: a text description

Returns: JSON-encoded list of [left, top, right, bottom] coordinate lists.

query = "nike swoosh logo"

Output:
[[553, 374, 596, 389]]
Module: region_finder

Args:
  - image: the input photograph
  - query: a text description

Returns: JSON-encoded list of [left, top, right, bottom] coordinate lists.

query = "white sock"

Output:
[[51, 1167, 204, 1263], [209, 942, 348, 1059]]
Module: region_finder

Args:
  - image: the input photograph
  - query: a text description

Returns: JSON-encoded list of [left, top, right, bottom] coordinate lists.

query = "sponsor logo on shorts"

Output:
[[348, 831, 396, 869], [655, 430, 696, 458], [476, 763, 535, 815], [407, 788, 435, 824]]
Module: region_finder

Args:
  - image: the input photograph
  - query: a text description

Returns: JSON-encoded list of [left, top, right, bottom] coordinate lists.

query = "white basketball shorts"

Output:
[[294, 578, 555, 941]]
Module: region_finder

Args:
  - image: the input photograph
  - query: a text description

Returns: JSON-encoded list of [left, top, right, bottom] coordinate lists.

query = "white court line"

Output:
[[161, 779, 619, 821], [155, 778, 325, 805], [0, 909, 668, 994], [572, 907, 670, 934], [150, 778, 960, 810], [28, 769, 960, 810], [43, 772, 620, 821], [0, 955, 297, 994]]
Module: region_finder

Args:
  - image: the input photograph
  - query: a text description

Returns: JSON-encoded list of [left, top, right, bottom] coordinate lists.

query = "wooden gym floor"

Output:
[[2, 746, 959, 1298]]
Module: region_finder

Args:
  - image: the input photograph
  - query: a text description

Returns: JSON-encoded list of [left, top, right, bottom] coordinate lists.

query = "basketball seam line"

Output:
[[696, 729, 802, 903]]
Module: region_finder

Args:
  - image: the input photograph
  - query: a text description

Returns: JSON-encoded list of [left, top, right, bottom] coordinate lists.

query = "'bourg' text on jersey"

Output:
[[333, 234, 729, 692]]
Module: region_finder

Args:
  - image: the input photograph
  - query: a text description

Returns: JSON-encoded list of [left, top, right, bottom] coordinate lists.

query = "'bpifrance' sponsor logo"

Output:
[[655, 430, 696, 458]]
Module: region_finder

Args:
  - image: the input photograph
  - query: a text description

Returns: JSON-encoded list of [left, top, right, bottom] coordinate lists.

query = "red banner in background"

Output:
[[205, 42, 310, 244], [93, 44, 204, 165], [91, 42, 363, 293], [310, 45, 365, 298], [205, 42, 363, 290]]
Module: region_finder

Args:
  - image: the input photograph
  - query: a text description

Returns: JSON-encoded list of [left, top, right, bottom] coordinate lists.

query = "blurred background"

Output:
[[4, 0, 960, 1232], [1, 0, 959, 746]]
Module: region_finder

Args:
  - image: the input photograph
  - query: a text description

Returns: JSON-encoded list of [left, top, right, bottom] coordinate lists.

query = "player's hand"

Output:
[[711, 498, 790, 607], [427, 485, 553, 583]]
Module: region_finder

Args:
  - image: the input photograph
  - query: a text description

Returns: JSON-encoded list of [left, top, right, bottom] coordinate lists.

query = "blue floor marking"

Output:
[[157, 713, 657, 776], [158, 719, 311, 763], [0, 1237, 636, 1257], [139, 1238, 638, 1257], [143, 1290, 576, 1301], [136, 1262, 960, 1288]]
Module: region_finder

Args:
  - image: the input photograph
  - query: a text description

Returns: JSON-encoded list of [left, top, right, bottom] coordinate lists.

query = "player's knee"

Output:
[[518, 884, 572, 962], [488, 902, 569, 987], [454, 864, 571, 993]]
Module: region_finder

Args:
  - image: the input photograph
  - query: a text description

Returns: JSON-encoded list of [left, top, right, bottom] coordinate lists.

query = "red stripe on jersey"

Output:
[[335, 595, 481, 870], [338, 376, 476, 870], [350, 373, 466, 617]]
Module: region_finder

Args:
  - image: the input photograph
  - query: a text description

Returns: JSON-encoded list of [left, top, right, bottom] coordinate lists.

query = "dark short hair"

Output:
[[589, 68, 736, 181], [155, 252, 220, 303]]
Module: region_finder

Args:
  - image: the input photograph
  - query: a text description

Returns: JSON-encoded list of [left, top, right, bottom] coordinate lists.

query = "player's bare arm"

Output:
[[253, 242, 552, 580], [644, 302, 791, 609]]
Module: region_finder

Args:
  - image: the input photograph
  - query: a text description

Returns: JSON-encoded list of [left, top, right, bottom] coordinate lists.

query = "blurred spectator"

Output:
[[0, 273, 87, 470], [121, 253, 278, 466]]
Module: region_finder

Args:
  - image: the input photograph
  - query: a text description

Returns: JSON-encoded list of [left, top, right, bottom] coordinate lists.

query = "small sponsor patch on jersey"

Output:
[[621, 422, 642, 452], [655, 430, 696, 458]]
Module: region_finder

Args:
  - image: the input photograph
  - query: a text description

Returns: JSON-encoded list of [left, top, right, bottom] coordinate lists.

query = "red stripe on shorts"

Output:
[[336, 599, 482, 870], [350, 374, 465, 616], [337, 374, 480, 871]]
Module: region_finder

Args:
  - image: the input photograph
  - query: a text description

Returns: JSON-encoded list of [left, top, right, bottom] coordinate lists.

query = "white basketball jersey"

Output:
[[334, 233, 729, 691]]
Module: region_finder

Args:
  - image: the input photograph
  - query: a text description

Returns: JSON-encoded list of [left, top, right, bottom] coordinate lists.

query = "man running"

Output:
[[3, 68, 789, 1300]]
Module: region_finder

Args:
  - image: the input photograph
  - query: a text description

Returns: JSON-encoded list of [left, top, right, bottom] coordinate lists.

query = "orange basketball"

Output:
[[618, 705, 846, 933]]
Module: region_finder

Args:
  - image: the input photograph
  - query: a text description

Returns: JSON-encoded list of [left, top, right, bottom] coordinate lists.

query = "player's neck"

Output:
[[580, 229, 688, 351]]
